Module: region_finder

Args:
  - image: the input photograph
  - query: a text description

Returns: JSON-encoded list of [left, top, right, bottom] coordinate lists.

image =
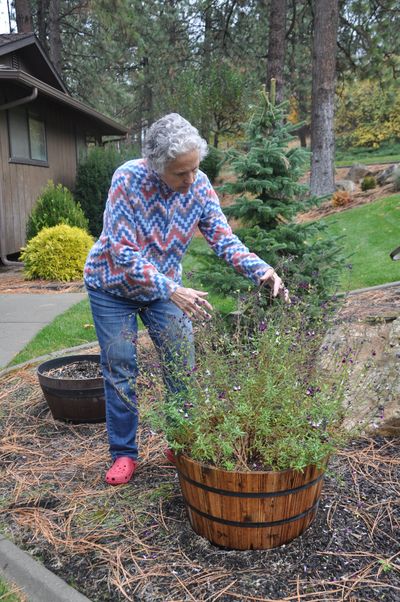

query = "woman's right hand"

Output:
[[260, 268, 290, 303], [170, 286, 213, 320]]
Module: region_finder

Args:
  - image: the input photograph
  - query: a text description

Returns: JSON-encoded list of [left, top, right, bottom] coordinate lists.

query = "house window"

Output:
[[8, 106, 48, 164]]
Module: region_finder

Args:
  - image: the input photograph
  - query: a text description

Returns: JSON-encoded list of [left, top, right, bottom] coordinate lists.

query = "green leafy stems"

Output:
[[148, 296, 353, 473]]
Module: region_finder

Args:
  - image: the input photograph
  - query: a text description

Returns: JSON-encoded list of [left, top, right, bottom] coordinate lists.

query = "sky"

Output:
[[0, 0, 12, 34]]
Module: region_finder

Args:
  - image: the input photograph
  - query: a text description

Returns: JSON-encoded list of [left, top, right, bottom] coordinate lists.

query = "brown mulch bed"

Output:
[[0, 349, 399, 602], [338, 285, 400, 322], [297, 182, 395, 223], [296, 163, 398, 223], [0, 264, 84, 294]]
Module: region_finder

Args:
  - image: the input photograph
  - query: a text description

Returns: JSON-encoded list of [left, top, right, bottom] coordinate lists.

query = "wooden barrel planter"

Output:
[[37, 354, 105, 423], [175, 454, 326, 550]]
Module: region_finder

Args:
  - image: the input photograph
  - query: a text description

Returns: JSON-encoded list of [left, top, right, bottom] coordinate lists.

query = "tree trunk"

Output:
[[49, 0, 62, 74], [14, 0, 33, 33], [310, 0, 339, 196], [142, 55, 153, 127], [266, 0, 287, 104], [200, 2, 213, 143], [37, 0, 50, 48], [293, 124, 310, 148]]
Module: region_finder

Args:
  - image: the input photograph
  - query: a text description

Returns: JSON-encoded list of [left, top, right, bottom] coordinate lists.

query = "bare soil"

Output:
[[0, 263, 84, 294]]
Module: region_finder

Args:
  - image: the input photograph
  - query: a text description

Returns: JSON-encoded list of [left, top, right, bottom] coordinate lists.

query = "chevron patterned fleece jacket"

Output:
[[84, 159, 271, 302]]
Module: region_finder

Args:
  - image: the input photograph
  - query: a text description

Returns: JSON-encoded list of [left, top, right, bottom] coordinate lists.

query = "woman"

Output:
[[84, 113, 288, 485]]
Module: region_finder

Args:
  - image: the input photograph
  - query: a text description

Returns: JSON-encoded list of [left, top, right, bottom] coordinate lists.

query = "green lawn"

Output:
[[294, 142, 400, 168], [0, 577, 24, 602], [322, 194, 400, 291], [335, 142, 400, 167], [335, 155, 400, 167]]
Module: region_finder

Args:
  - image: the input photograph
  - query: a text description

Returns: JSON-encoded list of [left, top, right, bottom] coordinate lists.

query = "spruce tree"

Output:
[[195, 85, 343, 302]]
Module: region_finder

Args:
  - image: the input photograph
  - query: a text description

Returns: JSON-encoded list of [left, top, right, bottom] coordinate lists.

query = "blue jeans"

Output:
[[87, 287, 194, 461]]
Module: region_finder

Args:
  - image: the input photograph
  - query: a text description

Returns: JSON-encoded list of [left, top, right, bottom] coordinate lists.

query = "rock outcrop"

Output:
[[346, 163, 371, 183], [320, 286, 400, 436], [335, 179, 356, 193], [376, 164, 400, 186]]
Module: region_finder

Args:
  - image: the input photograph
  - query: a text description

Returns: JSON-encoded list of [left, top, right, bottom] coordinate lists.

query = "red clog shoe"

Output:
[[105, 456, 137, 485], [164, 448, 176, 464]]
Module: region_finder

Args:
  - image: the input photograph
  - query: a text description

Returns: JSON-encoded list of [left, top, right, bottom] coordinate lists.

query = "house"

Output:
[[0, 33, 128, 261]]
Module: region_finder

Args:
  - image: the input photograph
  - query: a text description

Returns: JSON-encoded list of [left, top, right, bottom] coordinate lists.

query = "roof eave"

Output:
[[0, 33, 68, 93], [0, 69, 128, 136]]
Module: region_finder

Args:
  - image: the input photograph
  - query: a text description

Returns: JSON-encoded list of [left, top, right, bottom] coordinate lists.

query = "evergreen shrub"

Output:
[[26, 181, 89, 241], [21, 224, 93, 281], [361, 176, 376, 191], [75, 145, 138, 237], [332, 191, 352, 207], [200, 146, 223, 183], [193, 88, 344, 304]]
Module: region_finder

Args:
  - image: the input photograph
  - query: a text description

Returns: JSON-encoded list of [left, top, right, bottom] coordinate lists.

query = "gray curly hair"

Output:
[[143, 113, 208, 174]]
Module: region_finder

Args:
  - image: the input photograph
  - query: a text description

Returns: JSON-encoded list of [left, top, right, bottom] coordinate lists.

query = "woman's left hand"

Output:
[[260, 268, 290, 303]]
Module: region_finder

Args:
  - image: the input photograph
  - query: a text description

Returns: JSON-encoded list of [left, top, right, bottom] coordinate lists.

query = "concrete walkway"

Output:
[[0, 292, 87, 368], [0, 288, 93, 600], [0, 536, 92, 602]]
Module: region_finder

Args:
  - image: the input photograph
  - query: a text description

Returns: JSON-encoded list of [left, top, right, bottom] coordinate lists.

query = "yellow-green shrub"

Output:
[[336, 79, 400, 148], [21, 224, 93, 281]]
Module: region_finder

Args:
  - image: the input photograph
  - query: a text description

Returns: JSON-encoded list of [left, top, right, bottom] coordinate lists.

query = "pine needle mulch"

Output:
[[0, 358, 399, 602]]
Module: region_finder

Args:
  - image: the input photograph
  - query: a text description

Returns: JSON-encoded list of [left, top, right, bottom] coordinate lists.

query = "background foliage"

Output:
[[10, 0, 399, 150], [193, 89, 344, 302], [26, 181, 89, 241], [336, 78, 400, 148], [74, 145, 139, 237]]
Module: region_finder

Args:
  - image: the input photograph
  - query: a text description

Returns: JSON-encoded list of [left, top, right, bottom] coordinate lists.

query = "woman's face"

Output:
[[161, 149, 200, 194]]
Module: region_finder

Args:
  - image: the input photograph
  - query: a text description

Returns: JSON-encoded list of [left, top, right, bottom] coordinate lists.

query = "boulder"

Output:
[[376, 164, 400, 186], [335, 179, 356, 193], [346, 163, 370, 183], [319, 311, 400, 437]]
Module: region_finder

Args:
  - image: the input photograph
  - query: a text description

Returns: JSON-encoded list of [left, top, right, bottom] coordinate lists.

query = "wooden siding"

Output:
[[0, 98, 93, 256]]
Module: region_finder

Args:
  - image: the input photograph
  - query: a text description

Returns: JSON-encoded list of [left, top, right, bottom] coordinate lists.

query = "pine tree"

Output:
[[195, 85, 343, 303]]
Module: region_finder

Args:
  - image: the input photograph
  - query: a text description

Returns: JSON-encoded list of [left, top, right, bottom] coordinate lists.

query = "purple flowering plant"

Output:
[[149, 298, 351, 473]]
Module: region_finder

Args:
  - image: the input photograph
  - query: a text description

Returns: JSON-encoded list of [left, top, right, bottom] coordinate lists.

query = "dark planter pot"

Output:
[[175, 454, 326, 550], [37, 354, 105, 423]]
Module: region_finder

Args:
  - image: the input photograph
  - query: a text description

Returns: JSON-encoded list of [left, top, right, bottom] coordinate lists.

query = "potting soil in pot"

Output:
[[42, 360, 102, 379]]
